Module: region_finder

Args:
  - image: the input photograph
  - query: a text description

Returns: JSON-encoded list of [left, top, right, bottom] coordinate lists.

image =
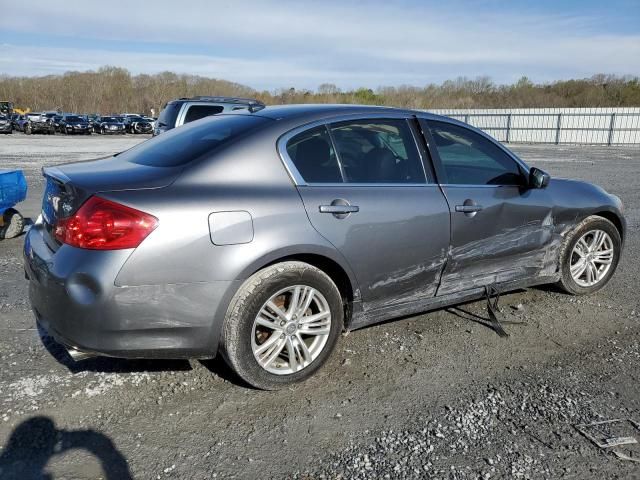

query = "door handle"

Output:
[[319, 205, 360, 214], [455, 205, 483, 213]]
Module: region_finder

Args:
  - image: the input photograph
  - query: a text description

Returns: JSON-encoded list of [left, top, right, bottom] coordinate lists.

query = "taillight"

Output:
[[54, 196, 158, 250]]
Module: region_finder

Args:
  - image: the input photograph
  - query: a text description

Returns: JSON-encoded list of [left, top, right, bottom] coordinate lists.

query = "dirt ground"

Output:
[[0, 134, 639, 479]]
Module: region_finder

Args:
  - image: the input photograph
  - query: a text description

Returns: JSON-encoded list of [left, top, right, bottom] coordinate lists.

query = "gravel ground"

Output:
[[0, 134, 639, 479]]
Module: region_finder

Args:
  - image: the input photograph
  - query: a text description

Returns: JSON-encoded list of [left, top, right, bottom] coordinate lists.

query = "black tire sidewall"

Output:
[[223, 263, 344, 389], [560, 217, 621, 295]]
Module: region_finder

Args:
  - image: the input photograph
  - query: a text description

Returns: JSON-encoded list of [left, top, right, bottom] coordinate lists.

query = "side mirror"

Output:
[[529, 167, 550, 189]]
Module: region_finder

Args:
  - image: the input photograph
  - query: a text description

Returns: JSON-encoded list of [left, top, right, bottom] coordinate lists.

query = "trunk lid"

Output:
[[41, 156, 181, 250]]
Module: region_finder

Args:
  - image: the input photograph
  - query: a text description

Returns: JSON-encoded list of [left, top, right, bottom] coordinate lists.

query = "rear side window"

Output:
[[428, 121, 524, 186], [184, 105, 225, 124], [286, 126, 342, 183], [329, 119, 425, 184], [121, 115, 270, 167]]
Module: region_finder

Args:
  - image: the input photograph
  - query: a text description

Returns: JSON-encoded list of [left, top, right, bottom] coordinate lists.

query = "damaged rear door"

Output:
[[282, 115, 450, 310], [421, 119, 556, 296]]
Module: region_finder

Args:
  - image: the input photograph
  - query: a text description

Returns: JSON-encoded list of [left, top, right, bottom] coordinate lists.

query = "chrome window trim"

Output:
[[438, 184, 524, 189], [277, 112, 428, 187]]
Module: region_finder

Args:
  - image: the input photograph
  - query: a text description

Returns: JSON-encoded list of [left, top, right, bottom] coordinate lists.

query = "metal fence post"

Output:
[[555, 113, 562, 145], [607, 113, 616, 146], [505, 113, 512, 143], [464, 114, 469, 125]]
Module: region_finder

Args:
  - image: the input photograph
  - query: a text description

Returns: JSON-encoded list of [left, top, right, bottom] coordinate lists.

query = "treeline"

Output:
[[1, 66, 639, 115]]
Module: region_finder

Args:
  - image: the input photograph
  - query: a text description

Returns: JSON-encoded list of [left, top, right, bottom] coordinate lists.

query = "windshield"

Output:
[[65, 116, 83, 122], [101, 117, 119, 122], [120, 114, 271, 167]]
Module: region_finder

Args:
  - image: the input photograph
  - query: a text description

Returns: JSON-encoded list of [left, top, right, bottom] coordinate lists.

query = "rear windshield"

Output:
[[120, 114, 271, 167], [157, 102, 180, 128]]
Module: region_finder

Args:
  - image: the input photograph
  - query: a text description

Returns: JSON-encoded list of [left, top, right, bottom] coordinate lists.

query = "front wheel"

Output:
[[222, 261, 344, 390], [557, 215, 621, 295]]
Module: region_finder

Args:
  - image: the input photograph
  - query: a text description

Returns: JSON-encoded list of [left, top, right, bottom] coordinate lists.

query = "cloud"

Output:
[[1, 0, 638, 89]]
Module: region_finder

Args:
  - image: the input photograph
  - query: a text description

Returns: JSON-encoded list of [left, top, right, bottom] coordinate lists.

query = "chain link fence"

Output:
[[429, 108, 640, 145]]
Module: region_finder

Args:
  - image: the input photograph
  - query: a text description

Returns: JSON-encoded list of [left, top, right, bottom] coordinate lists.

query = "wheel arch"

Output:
[[242, 248, 360, 328], [593, 210, 625, 244]]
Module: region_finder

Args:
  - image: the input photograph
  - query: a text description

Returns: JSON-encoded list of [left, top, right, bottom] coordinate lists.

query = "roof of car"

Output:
[[249, 104, 443, 122]]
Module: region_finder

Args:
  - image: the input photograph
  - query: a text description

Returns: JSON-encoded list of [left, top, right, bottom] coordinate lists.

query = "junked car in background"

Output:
[[0, 114, 12, 134], [24, 113, 56, 135], [153, 96, 265, 136], [25, 105, 625, 390], [93, 116, 126, 134], [59, 114, 92, 135]]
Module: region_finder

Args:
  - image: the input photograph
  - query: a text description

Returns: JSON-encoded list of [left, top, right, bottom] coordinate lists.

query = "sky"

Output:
[[1, 0, 639, 90]]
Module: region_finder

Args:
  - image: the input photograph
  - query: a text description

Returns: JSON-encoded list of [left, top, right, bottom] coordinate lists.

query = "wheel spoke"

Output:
[[298, 310, 330, 325], [576, 238, 590, 256], [259, 336, 287, 368], [265, 301, 288, 322], [255, 332, 284, 356], [594, 231, 608, 251], [571, 259, 587, 278], [255, 316, 281, 331], [287, 286, 302, 317], [286, 336, 300, 372], [589, 231, 602, 251], [298, 288, 315, 316], [586, 262, 596, 284], [298, 324, 331, 336], [295, 333, 313, 365]]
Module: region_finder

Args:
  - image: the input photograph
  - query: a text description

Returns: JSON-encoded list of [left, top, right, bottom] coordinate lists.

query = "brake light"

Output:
[[54, 196, 158, 250]]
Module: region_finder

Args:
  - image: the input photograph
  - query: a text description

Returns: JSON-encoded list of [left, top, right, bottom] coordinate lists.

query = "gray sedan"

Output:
[[24, 105, 625, 389]]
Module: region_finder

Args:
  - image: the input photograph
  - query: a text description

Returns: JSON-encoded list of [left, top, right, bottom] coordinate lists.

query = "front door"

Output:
[[282, 116, 451, 309], [421, 119, 555, 296]]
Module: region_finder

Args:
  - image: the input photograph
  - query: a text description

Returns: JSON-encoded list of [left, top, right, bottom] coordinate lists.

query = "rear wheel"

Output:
[[557, 215, 621, 295], [0, 209, 25, 239], [222, 261, 344, 390]]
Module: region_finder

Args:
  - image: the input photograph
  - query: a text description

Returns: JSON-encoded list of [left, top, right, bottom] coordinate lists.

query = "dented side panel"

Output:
[[436, 184, 560, 295]]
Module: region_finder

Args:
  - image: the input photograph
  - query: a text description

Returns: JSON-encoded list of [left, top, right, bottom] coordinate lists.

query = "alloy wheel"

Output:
[[251, 285, 331, 375], [570, 229, 614, 287]]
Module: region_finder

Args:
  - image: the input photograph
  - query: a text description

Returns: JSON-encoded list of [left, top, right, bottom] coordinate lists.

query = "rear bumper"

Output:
[[24, 223, 234, 359]]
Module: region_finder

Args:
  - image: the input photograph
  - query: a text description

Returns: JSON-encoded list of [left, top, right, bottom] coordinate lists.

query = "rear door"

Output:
[[280, 114, 450, 309], [419, 118, 555, 296]]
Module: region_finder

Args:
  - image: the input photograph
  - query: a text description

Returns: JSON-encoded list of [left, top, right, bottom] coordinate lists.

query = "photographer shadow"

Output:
[[0, 416, 132, 480]]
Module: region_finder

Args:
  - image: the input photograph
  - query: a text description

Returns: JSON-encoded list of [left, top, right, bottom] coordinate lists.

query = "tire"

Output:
[[25, 124, 31, 135], [0, 209, 25, 239], [222, 261, 344, 390], [557, 215, 621, 295]]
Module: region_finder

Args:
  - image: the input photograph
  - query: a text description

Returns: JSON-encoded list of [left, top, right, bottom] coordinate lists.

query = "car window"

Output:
[[64, 116, 83, 122], [184, 105, 225, 124], [121, 114, 270, 167], [329, 119, 426, 184], [427, 121, 524, 186], [286, 126, 342, 183], [428, 121, 524, 185]]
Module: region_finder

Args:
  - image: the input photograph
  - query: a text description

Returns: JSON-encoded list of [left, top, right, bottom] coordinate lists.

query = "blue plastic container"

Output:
[[0, 170, 28, 215]]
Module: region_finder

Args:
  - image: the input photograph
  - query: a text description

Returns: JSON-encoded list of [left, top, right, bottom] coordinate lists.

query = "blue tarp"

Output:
[[0, 170, 28, 215]]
